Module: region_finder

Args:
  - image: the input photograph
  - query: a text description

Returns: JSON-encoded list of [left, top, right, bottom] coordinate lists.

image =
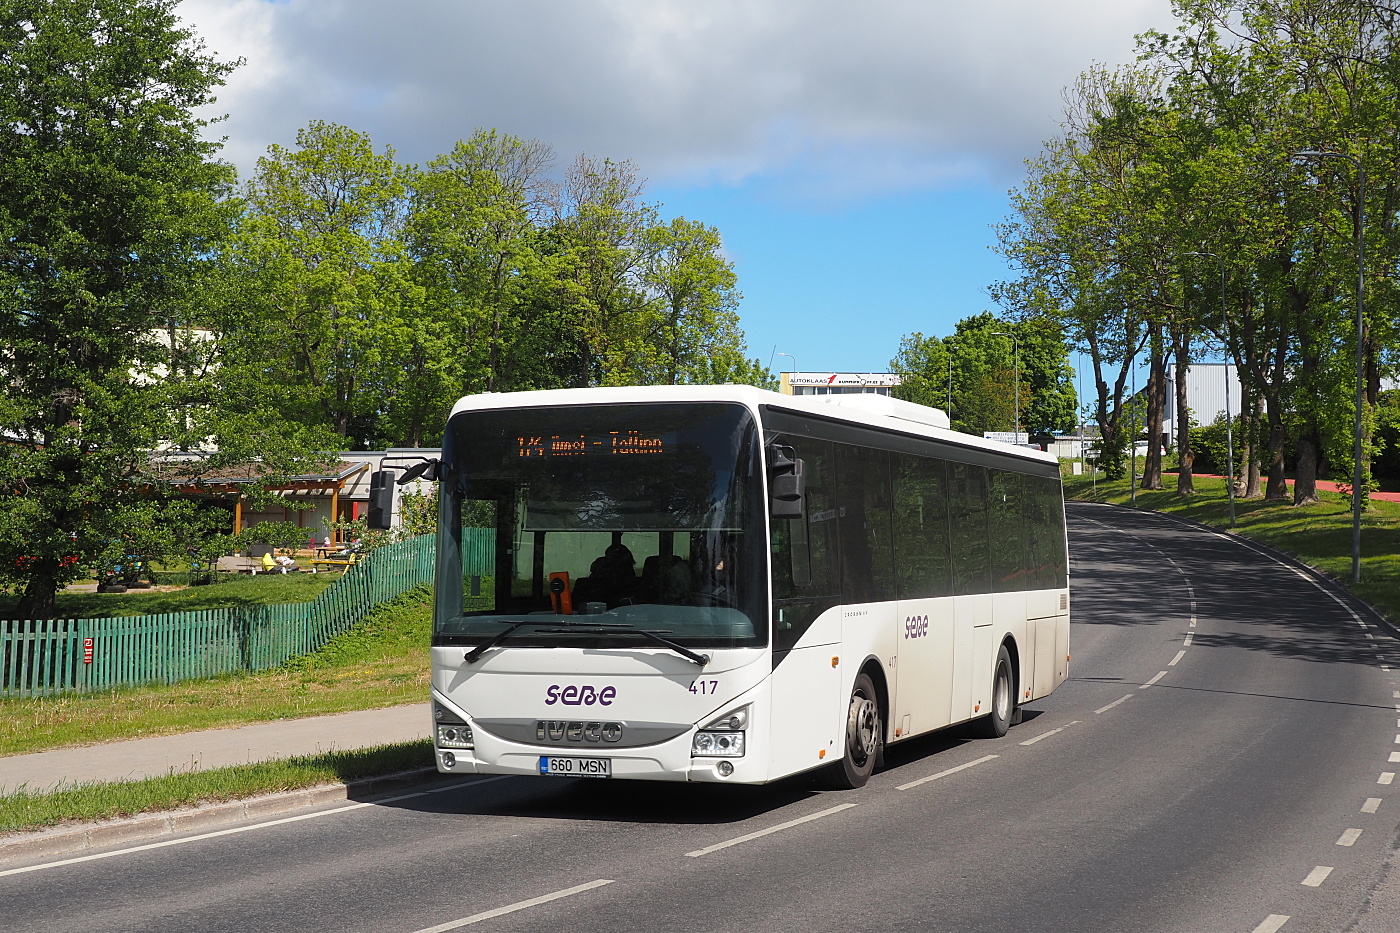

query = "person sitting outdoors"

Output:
[[261, 552, 297, 574]]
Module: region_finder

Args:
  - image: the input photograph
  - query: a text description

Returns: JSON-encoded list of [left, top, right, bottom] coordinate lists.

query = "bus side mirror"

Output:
[[769, 445, 805, 519], [367, 470, 395, 530], [397, 458, 440, 484]]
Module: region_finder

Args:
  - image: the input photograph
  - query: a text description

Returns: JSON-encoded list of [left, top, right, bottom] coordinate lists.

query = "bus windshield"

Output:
[[433, 402, 766, 650]]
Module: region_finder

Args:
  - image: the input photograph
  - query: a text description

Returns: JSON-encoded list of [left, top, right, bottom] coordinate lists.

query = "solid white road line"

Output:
[[1019, 722, 1080, 747], [1169, 650, 1187, 667], [1337, 828, 1363, 847], [1095, 695, 1134, 715], [897, 754, 1000, 791], [410, 880, 614, 933], [1380, 773, 1396, 785], [1251, 915, 1290, 933], [1301, 866, 1333, 887], [684, 804, 856, 857], [1363, 798, 1382, 814], [1141, 671, 1168, 688], [0, 776, 512, 878]]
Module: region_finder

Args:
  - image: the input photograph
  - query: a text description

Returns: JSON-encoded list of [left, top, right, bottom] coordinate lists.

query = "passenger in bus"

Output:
[[571, 543, 639, 609]]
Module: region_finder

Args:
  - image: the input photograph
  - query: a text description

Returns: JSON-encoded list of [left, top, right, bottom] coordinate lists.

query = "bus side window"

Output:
[[988, 469, 1027, 592], [789, 515, 811, 588], [948, 462, 991, 595], [893, 453, 952, 599]]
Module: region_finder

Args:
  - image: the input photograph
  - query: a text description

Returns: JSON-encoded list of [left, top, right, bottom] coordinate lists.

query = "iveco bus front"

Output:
[[429, 388, 775, 783]]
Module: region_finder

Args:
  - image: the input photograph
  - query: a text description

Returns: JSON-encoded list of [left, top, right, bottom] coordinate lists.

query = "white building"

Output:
[[779, 372, 901, 396]]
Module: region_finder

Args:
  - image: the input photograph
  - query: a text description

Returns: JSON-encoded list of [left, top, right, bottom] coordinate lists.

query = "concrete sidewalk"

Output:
[[0, 703, 430, 794]]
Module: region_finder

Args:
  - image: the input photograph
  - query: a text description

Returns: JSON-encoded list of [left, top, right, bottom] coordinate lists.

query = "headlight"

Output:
[[702, 705, 750, 732], [692, 730, 745, 757], [437, 723, 474, 749]]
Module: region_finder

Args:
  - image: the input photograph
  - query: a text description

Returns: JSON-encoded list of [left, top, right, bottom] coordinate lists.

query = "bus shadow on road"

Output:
[[370, 771, 831, 826]]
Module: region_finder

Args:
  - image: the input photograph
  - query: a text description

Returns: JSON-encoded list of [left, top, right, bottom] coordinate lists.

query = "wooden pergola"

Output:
[[162, 460, 371, 538]]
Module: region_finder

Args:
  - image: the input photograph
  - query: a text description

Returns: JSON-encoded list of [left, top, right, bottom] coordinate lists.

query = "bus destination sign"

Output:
[[517, 431, 671, 458]]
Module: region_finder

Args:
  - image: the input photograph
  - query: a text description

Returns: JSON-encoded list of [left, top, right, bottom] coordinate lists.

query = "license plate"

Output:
[[538, 756, 611, 778]]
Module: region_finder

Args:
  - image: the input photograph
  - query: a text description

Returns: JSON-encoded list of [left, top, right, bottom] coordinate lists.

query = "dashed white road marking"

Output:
[[1380, 773, 1396, 785], [1169, 650, 1187, 666], [1301, 866, 1334, 887], [684, 804, 856, 857], [1363, 798, 1382, 814], [1337, 828, 1363, 847], [410, 880, 614, 932], [1095, 695, 1134, 715], [1251, 915, 1290, 933], [1389, 752, 1400, 763], [1367, 633, 1376, 640], [0, 776, 512, 878], [1141, 671, 1168, 688], [1020, 722, 1080, 746], [1183, 633, 1194, 646], [897, 754, 999, 791]]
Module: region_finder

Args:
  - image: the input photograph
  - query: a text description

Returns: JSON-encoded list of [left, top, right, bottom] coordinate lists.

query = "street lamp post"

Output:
[[1294, 150, 1365, 584], [991, 331, 1020, 443], [1185, 250, 1235, 528]]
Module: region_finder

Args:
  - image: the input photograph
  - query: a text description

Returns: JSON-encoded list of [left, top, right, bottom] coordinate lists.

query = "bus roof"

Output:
[[447, 385, 1058, 467]]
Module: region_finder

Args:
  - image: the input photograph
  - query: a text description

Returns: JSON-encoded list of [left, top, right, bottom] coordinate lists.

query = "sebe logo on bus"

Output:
[[544, 684, 617, 706]]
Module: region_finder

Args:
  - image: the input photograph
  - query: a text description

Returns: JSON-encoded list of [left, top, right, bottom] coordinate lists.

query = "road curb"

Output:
[[0, 766, 442, 866]]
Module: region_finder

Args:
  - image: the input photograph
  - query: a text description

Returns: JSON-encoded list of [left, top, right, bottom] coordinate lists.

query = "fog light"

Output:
[[716, 761, 734, 777], [441, 752, 456, 769], [691, 730, 745, 757]]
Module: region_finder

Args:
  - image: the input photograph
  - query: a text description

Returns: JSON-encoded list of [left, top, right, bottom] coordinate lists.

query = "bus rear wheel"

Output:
[[822, 672, 881, 789], [970, 645, 1016, 739]]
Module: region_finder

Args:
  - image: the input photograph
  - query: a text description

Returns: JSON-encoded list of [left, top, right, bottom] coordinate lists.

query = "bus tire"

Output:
[[970, 645, 1016, 739], [822, 672, 881, 789]]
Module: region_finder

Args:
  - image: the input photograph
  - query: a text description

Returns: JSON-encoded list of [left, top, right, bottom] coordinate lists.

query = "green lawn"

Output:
[[0, 571, 341, 619], [0, 585, 433, 756], [0, 741, 433, 836], [1064, 471, 1400, 624]]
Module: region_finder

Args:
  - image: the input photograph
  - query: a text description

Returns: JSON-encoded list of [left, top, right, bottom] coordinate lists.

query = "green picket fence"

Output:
[[1, 534, 438, 698]]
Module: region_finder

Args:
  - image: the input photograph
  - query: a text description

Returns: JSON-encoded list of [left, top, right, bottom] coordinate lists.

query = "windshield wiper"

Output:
[[463, 620, 549, 664], [541, 623, 710, 667]]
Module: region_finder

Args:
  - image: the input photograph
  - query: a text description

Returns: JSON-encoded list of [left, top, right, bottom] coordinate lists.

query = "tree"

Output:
[[891, 313, 1075, 437], [216, 122, 420, 449], [0, 0, 237, 617]]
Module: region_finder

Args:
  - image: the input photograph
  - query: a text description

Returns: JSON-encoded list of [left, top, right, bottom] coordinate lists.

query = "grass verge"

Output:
[[0, 571, 341, 619], [0, 585, 433, 756], [0, 740, 433, 836], [1065, 471, 1400, 624]]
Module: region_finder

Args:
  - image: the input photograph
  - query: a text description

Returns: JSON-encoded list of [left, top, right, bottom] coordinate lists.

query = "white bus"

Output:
[[424, 385, 1068, 788]]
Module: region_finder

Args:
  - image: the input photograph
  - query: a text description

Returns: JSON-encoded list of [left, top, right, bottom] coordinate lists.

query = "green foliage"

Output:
[[398, 490, 438, 538], [891, 313, 1076, 436], [998, 1, 1400, 499], [0, 0, 237, 617]]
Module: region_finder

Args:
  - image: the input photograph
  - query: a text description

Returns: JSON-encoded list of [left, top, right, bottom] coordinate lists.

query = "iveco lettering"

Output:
[[420, 385, 1069, 787]]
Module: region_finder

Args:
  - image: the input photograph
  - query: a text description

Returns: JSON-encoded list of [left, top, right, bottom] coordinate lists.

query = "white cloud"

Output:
[[179, 0, 1175, 196]]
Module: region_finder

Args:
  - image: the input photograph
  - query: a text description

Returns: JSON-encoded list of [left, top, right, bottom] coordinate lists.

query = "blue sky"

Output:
[[650, 180, 1012, 372], [181, 0, 1177, 380]]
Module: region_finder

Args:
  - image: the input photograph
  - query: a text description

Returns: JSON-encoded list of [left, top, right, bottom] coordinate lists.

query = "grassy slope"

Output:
[[0, 585, 433, 757], [0, 741, 434, 835], [1065, 472, 1400, 624]]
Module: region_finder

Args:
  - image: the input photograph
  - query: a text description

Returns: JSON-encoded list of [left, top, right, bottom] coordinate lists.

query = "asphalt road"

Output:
[[6, 501, 1399, 933]]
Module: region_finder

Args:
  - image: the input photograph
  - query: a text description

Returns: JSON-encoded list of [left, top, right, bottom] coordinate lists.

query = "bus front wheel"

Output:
[[823, 672, 881, 789], [970, 645, 1016, 739]]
